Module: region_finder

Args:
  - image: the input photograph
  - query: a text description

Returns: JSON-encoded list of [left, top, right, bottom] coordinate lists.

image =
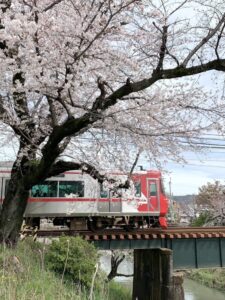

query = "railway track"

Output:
[[21, 226, 225, 240]]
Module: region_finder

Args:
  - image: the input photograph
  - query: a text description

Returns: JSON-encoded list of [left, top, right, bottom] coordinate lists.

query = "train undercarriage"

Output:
[[25, 216, 160, 232]]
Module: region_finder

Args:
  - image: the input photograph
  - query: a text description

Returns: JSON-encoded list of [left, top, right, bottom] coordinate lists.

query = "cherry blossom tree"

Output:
[[193, 181, 225, 226], [195, 181, 225, 209], [1, 0, 225, 244]]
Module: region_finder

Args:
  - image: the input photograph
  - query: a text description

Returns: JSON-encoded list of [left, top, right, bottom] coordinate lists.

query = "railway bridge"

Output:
[[33, 226, 225, 299], [35, 226, 225, 269]]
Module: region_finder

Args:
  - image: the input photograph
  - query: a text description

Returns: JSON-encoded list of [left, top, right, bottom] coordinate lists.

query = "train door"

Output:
[[98, 186, 122, 213], [98, 188, 110, 212], [109, 190, 122, 212], [147, 179, 160, 212]]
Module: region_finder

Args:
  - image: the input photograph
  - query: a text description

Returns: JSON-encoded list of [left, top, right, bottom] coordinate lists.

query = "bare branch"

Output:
[[215, 22, 225, 60], [165, 49, 180, 66], [129, 151, 141, 176], [0, 0, 12, 12], [107, 250, 133, 282], [156, 24, 168, 71], [46, 97, 59, 127], [47, 160, 105, 183], [168, 0, 190, 18], [75, 0, 138, 61], [43, 0, 65, 12], [182, 13, 225, 67]]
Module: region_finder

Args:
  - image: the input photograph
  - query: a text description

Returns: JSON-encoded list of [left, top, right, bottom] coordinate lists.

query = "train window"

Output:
[[100, 184, 109, 198], [149, 182, 157, 196], [100, 190, 108, 198], [31, 181, 58, 197], [59, 181, 84, 197], [134, 181, 141, 197]]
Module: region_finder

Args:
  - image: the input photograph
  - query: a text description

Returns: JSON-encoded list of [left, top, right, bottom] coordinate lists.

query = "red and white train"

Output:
[[0, 162, 169, 231]]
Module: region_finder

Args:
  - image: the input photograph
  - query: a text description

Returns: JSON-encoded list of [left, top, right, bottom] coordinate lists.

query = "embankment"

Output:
[[186, 269, 225, 291]]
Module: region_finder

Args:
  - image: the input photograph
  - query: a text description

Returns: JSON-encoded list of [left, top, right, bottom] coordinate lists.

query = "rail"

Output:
[[21, 226, 225, 241]]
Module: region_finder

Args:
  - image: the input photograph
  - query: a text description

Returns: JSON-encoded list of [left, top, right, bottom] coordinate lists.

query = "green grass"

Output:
[[0, 238, 131, 300], [0, 239, 79, 299], [187, 269, 225, 291], [108, 280, 132, 300]]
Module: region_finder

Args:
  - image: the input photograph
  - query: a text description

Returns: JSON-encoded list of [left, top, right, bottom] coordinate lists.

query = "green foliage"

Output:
[[188, 269, 225, 291], [0, 238, 132, 299], [191, 211, 212, 227], [0, 238, 80, 299], [45, 236, 98, 288], [108, 280, 132, 300]]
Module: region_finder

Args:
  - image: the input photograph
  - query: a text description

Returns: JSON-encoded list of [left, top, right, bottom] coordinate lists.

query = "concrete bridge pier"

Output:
[[132, 248, 184, 300]]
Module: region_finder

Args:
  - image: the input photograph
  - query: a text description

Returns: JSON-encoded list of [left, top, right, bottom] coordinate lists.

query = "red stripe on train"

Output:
[[29, 197, 127, 203], [0, 197, 145, 203]]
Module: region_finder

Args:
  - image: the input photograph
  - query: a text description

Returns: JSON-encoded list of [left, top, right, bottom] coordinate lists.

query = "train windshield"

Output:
[[149, 182, 157, 196]]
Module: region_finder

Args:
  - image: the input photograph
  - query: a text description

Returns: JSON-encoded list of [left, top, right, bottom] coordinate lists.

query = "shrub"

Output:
[[191, 211, 212, 226], [45, 236, 99, 289]]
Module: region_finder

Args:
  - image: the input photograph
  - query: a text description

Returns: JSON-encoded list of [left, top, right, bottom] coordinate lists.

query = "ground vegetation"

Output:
[[0, 237, 131, 299]]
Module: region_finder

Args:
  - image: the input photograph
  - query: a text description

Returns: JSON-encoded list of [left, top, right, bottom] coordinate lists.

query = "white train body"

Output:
[[0, 164, 168, 229]]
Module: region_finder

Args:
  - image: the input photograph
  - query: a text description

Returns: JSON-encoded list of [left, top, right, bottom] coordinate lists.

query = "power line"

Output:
[[167, 162, 225, 169]]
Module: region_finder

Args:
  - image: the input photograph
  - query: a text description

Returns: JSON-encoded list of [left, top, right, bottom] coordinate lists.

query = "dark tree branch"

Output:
[[47, 160, 130, 188], [215, 22, 225, 60], [15, 53, 222, 189], [46, 160, 105, 183], [46, 97, 59, 126], [0, 0, 12, 13], [56, 95, 73, 118], [129, 151, 141, 177], [84, 2, 104, 33], [155, 24, 168, 71], [182, 13, 225, 67], [98, 76, 107, 96], [115, 273, 134, 278], [43, 0, 65, 12], [107, 250, 133, 282], [165, 49, 180, 66], [74, 0, 137, 61], [38, 57, 225, 179]]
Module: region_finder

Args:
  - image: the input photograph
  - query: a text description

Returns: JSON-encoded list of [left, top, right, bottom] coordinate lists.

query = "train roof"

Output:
[[0, 161, 14, 171], [0, 162, 162, 177], [0, 161, 14, 168]]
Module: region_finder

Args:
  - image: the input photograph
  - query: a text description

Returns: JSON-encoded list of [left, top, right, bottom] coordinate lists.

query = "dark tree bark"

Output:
[[0, 181, 29, 245], [107, 250, 133, 282], [0, 155, 30, 245]]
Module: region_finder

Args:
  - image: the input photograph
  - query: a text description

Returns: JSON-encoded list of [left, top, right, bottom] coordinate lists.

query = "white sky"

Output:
[[164, 161, 225, 196], [158, 144, 225, 196]]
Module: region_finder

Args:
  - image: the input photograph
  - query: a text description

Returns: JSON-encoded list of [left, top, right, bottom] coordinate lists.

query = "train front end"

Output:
[[131, 170, 169, 228]]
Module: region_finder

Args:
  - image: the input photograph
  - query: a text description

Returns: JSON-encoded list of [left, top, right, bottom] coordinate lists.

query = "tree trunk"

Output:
[[0, 180, 29, 245]]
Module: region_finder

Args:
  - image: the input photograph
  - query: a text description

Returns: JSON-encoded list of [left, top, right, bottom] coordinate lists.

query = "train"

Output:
[[0, 162, 169, 231]]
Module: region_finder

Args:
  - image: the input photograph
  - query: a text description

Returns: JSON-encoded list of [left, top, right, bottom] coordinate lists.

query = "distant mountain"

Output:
[[172, 195, 195, 203]]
